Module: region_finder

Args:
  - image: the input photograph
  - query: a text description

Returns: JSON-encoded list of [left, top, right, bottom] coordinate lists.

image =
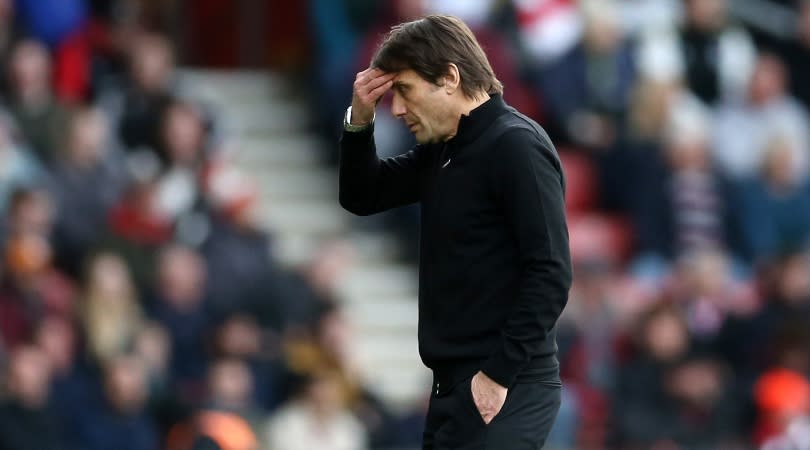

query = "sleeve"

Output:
[[480, 129, 573, 387], [339, 125, 425, 216]]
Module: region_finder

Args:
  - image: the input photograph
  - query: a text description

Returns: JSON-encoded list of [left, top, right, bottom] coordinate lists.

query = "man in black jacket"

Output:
[[339, 15, 572, 449]]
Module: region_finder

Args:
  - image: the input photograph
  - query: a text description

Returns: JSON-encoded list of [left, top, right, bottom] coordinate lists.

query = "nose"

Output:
[[391, 92, 406, 118]]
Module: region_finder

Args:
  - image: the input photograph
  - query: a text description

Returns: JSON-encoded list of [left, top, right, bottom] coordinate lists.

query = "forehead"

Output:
[[393, 69, 429, 87]]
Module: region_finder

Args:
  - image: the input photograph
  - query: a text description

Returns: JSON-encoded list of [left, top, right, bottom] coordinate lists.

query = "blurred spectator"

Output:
[[263, 369, 368, 450], [718, 251, 810, 374], [712, 53, 810, 181], [150, 244, 210, 390], [555, 256, 628, 448], [205, 358, 260, 419], [631, 97, 739, 261], [736, 136, 810, 261], [603, 77, 678, 212], [188, 358, 261, 450], [34, 315, 92, 449], [6, 39, 71, 164], [200, 191, 298, 329], [105, 165, 174, 291], [49, 107, 127, 275], [13, 0, 92, 103], [76, 354, 160, 450], [1, 206, 68, 364], [538, 0, 636, 149], [284, 302, 407, 448], [165, 358, 262, 450], [668, 249, 755, 348], [611, 303, 690, 446], [3, 184, 54, 236], [612, 299, 749, 448], [0, 111, 45, 214], [80, 251, 144, 366], [278, 239, 356, 331], [0, 345, 60, 450], [212, 314, 290, 412], [153, 101, 208, 221], [559, 257, 624, 391], [117, 32, 176, 154], [639, 0, 755, 104], [660, 355, 742, 447]]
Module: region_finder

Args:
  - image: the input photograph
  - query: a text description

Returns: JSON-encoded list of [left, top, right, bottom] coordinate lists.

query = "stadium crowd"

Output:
[[0, 0, 809, 449]]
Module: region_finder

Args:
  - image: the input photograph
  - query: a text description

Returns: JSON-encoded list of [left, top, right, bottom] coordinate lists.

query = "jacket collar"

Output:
[[449, 94, 507, 147]]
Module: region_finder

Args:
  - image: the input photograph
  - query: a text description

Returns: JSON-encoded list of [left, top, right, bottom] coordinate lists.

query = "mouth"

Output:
[[407, 122, 418, 132]]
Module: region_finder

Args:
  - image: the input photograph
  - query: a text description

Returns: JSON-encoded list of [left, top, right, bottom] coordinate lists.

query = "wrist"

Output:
[[344, 106, 375, 132]]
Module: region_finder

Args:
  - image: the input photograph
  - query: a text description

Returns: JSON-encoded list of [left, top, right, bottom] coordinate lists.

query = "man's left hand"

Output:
[[470, 371, 507, 424]]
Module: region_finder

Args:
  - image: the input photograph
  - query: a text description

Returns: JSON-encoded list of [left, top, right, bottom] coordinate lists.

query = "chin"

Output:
[[413, 133, 438, 145]]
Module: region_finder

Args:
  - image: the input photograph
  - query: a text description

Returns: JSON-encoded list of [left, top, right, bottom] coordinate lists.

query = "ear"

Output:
[[443, 63, 461, 95]]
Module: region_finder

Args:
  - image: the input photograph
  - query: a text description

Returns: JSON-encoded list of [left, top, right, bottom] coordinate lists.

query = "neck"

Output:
[[445, 91, 492, 142]]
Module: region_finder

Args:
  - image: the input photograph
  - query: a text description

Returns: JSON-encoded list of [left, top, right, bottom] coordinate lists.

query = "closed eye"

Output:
[[393, 82, 410, 96]]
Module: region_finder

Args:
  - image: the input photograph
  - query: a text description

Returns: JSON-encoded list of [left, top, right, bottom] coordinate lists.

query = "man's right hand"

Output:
[[351, 68, 395, 126]]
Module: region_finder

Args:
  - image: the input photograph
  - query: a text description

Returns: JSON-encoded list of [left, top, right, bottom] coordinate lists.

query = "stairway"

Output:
[[179, 69, 431, 411]]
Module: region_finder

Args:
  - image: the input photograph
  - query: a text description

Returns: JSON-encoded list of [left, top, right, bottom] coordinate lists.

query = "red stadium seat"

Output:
[[558, 150, 597, 215]]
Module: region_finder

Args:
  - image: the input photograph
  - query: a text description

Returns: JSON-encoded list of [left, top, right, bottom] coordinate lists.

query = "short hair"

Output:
[[372, 15, 503, 99]]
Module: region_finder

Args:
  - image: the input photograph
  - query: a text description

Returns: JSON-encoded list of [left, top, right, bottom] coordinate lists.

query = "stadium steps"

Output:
[[178, 69, 430, 410]]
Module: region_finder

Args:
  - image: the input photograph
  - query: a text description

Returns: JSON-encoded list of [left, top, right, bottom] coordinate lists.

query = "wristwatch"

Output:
[[344, 106, 374, 132]]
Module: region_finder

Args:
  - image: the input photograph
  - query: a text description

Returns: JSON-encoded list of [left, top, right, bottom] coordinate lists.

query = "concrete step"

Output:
[[346, 232, 403, 264], [218, 101, 311, 135], [344, 300, 418, 331], [257, 201, 348, 235], [253, 169, 337, 201], [354, 332, 419, 358], [338, 265, 418, 301], [178, 69, 293, 102], [233, 135, 324, 168], [363, 368, 431, 412]]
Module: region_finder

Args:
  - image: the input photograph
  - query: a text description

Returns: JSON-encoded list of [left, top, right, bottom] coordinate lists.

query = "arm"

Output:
[[481, 129, 573, 388], [339, 124, 425, 215], [339, 68, 423, 215]]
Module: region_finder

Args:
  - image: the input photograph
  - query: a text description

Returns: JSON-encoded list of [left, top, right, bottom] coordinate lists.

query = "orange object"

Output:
[[755, 368, 810, 415], [196, 410, 257, 450]]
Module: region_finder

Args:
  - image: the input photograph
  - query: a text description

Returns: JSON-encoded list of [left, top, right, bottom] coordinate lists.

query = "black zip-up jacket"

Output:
[[339, 95, 572, 389]]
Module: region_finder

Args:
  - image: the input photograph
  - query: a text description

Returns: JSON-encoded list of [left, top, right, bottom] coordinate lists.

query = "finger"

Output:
[[364, 73, 395, 92], [359, 70, 394, 89], [355, 68, 376, 87], [366, 79, 393, 102], [357, 67, 373, 78], [367, 67, 389, 78]]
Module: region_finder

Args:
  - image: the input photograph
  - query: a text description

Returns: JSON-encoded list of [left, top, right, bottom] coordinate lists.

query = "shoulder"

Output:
[[491, 113, 558, 165]]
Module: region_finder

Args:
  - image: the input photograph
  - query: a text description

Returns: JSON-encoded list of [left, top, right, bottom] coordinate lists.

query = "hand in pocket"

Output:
[[470, 371, 507, 424]]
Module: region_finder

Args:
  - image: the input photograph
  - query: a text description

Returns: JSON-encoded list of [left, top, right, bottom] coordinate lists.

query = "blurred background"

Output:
[[0, 0, 809, 449]]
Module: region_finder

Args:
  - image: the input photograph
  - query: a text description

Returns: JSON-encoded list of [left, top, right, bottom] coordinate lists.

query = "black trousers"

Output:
[[423, 376, 561, 449]]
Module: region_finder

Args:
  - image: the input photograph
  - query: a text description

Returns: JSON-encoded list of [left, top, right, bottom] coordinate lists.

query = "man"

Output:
[[339, 15, 571, 449]]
